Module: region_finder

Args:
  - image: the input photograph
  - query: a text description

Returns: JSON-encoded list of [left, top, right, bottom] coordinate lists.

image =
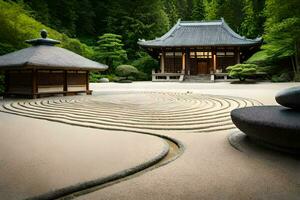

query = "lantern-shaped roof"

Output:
[[0, 30, 108, 71]]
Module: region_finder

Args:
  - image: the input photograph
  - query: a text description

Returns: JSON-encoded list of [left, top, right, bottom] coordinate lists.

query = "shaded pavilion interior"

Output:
[[0, 30, 107, 98], [138, 18, 262, 81]]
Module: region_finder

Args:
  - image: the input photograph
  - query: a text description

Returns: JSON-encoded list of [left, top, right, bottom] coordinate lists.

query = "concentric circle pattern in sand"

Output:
[[1, 92, 262, 133]]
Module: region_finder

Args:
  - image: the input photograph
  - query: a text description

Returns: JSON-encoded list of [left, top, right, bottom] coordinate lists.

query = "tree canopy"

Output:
[[94, 33, 127, 72]]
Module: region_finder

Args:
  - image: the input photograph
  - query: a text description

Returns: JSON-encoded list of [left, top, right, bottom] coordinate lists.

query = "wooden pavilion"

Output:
[[138, 18, 262, 81], [0, 30, 108, 98]]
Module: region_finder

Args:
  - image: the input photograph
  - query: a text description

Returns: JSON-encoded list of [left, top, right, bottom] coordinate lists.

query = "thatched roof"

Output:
[[138, 18, 262, 48], [0, 30, 108, 71]]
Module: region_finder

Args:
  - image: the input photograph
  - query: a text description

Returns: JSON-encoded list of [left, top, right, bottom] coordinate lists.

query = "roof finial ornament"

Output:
[[25, 30, 61, 46], [40, 29, 48, 39]]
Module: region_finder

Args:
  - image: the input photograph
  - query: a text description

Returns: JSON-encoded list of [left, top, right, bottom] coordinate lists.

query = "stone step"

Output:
[[184, 75, 212, 82]]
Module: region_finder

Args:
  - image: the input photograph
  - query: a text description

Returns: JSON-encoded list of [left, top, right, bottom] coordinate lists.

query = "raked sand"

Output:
[[0, 82, 300, 200]]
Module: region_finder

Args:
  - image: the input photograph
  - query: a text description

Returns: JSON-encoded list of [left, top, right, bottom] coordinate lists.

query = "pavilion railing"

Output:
[[152, 70, 185, 82]]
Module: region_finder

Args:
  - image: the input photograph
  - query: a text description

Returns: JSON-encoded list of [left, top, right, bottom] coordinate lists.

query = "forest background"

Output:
[[0, 0, 299, 85]]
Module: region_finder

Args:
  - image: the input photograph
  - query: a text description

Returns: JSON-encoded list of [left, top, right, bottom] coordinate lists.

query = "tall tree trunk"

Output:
[[295, 42, 299, 72], [291, 56, 296, 74]]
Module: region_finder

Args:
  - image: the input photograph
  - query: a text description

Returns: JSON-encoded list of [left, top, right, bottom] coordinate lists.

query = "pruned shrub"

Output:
[[115, 65, 139, 80], [89, 73, 120, 82], [226, 64, 258, 82], [131, 52, 159, 80]]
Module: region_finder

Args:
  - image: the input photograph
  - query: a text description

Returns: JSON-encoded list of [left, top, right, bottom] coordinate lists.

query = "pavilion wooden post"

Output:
[[63, 70, 68, 96], [31, 69, 37, 99], [161, 50, 165, 73], [4, 71, 9, 96], [86, 71, 92, 95]]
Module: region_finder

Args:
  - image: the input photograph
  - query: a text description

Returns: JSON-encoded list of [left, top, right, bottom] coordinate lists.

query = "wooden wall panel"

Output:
[[67, 72, 86, 85], [165, 57, 182, 73], [37, 71, 64, 86], [8, 70, 32, 93]]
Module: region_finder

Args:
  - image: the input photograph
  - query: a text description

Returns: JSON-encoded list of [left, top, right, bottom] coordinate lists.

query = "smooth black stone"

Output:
[[231, 106, 300, 151], [275, 86, 300, 110]]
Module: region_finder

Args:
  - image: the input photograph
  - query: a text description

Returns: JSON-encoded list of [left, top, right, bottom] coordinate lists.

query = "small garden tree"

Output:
[[115, 65, 139, 82], [131, 52, 159, 80], [94, 33, 127, 72], [226, 64, 258, 82]]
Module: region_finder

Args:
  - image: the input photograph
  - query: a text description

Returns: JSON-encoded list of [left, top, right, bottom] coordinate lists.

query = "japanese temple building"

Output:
[[138, 18, 262, 81], [0, 30, 108, 98]]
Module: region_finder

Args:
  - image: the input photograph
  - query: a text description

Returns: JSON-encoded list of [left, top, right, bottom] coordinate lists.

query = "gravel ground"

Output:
[[1, 82, 300, 200]]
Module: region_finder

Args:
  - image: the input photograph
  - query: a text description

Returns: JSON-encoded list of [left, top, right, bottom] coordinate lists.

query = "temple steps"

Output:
[[184, 75, 212, 82]]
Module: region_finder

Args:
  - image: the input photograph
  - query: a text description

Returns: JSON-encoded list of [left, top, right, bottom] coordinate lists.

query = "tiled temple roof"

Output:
[[138, 18, 262, 48]]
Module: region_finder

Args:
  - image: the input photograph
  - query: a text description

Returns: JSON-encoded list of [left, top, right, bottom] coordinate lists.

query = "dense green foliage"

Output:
[[227, 64, 258, 81], [89, 73, 120, 83], [0, 1, 94, 58], [271, 72, 292, 82], [14, 0, 268, 59], [0, 0, 298, 86], [94, 33, 127, 72], [246, 0, 300, 80], [132, 52, 159, 80], [262, 0, 300, 71], [115, 65, 139, 81]]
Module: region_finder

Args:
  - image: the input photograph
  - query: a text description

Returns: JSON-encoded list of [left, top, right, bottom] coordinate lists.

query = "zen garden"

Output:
[[0, 0, 300, 199]]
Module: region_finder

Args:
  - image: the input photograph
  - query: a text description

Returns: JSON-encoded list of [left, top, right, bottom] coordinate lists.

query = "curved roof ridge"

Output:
[[138, 19, 181, 44], [158, 19, 181, 41], [220, 18, 262, 42], [220, 18, 245, 40], [181, 19, 222, 23], [180, 19, 222, 26]]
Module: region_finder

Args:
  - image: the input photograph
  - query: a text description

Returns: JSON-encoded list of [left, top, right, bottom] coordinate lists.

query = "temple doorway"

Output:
[[197, 61, 209, 74]]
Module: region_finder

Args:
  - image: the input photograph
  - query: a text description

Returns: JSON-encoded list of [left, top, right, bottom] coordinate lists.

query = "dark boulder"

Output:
[[231, 106, 300, 152], [275, 86, 300, 110]]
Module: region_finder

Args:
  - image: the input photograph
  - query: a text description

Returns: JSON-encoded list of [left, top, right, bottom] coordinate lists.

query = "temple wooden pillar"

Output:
[[236, 47, 241, 64], [212, 48, 217, 73], [185, 48, 190, 75], [182, 50, 186, 73], [160, 50, 165, 73], [86, 71, 92, 95]]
